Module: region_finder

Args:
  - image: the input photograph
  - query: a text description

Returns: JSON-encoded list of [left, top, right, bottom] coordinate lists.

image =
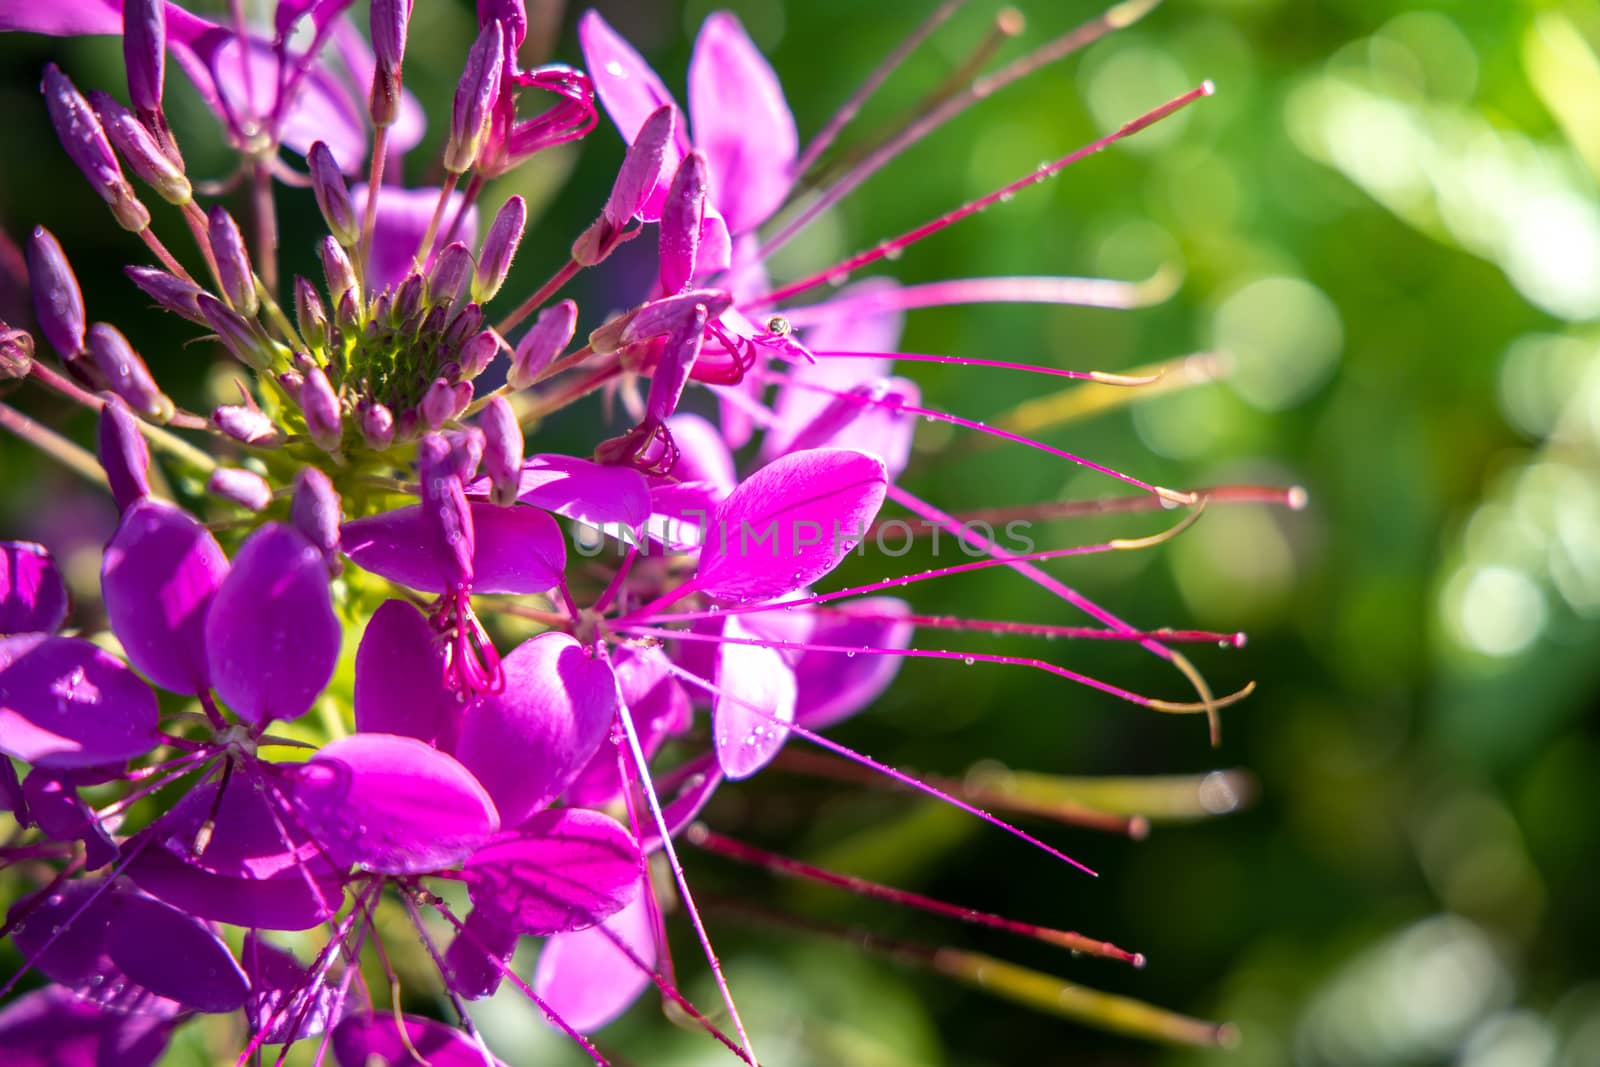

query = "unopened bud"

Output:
[[445, 19, 505, 174], [277, 370, 304, 403], [96, 394, 150, 511], [0, 324, 32, 380], [473, 196, 525, 302], [198, 293, 272, 370], [212, 404, 281, 447], [292, 467, 342, 570], [573, 106, 674, 267], [369, 0, 412, 128], [361, 400, 396, 448], [443, 303, 484, 351], [320, 236, 358, 310], [91, 92, 190, 205], [308, 142, 359, 246], [509, 300, 576, 388], [123, 0, 166, 115], [477, 0, 527, 49], [301, 366, 342, 452], [126, 265, 205, 323], [207, 467, 272, 512], [86, 322, 173, 422], [479, 395, 522, 506], [643, 303, 707, 423], [418, 431, 475, 582], [621, 289, 731, 346], [27, 227, 86, 359], [42, 65, 149, 232], [459, 330, 499, 378], [293, 277, 328, 347], [427, 243, 474, 308], [208, 207, 257, 316], [421, 376, 462, 429], [659, 151, 707, 294]]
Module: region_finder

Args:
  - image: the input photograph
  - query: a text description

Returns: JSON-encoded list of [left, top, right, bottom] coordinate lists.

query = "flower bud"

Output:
[[620, 289, 731, 346], [0, 323, 33, 380], [91, 92, 189, 205], [27, 227, 86, 359], [479, 395, 522, 506], [369, 0, 412, 128], [126, 266, 205, 323], [421, 376, 461, 429], [308, 142, 359, 246], [86, 322, 173, 423], [427, 243, 474, 307], [473, 196, 525, 302], [42, 65, 149, 232], [123, 0, 166, 115], [660, 151, 708, 294], [443, 303, 484, 351], [573, 106, 673, 267], [294, 277, 328, 347], [292, 467, 342, 570], [207, 467, 273, 512], [478, 0, 526, 49], [418, 432, 474, 584], [277, 370, 304, 403], [96, 394, 150, 512], [393, 273, 425, 326], [508, 299, 576, 389], [644, 302, 707, 423], [198, 293, 272, 370], [208, 206, 258, 316], [459, 330, 499, 378], [360, 399, 396, 449], [212, 404, 281, 447], [301, 366, 343, 452], [445, 19, 505, 174], [321, 236, 359, 311]]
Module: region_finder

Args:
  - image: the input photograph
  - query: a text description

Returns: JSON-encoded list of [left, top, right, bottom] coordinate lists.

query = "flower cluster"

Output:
[[0, 0, 1299, 1062]]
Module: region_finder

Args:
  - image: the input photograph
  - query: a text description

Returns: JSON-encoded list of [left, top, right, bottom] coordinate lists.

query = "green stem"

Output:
[[0, 401, 109, 488]]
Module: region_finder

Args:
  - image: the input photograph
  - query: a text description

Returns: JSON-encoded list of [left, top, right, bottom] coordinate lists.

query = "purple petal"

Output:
[[454, 633, 617, 827], [101, 500, 228, 695], [328, 16, 426, 155], [343, 501, 565, 595], [533, 882, 655, 1033], [441, 906, 519, 1000], [0, 633, 159, 767], [783, 376, 921, 478], [333, 1013, 508, 1067], [565, 644, 691, 808], [206, 523, 339, 725], [462, 809, 641, 935], [354, 599, 459, 748], [22, 769, 116, 863], [353, 183, 479, 292], [126, 772, 345, 931], [795, 597, 914, 729], [243, 932, 348, 1043], [578, 9, 688, 221], [0, 986, 172, 1067], [106, 891, 248, 1013], [291, 733, 499, 875], [696, 448, 888, 602], [511, 454, 652, 529], [712, 615, 796, 779], [687, 11, 796, 233], [1, 541, 68, 635], [643, 756, 723, 851]]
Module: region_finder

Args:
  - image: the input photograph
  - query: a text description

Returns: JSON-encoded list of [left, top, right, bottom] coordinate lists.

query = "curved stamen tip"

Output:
[[1154, 485, 1199, 507], [1130, 951, 1149, 970], [1127, 816, 1151, 842], [1108, 0, 1164, 31], [1199, 78, 1217, 97], [1286, 485, 1310, 511], [1215, 1022, 1243, 1049], [1089, 368, 1164, 387], [1229, 631, 1248, 649], [1146, 679, 1255, 716]]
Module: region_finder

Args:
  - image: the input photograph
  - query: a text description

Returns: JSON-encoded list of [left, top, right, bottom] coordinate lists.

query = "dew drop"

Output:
[[845, 650, 856, 658], [963, 656, 976, 666], [998, 191, 1015, 204]]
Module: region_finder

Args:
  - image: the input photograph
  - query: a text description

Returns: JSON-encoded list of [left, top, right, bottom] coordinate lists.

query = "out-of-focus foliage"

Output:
[[2, 1, 1597, 1064]]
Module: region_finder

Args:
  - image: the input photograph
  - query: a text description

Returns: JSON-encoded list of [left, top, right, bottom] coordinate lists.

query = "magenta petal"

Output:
[[463, 809, 641, 935], [578, 9, 687, 221], [696, 447, 888, 602], [343, 501, 564, 595], [454, 634, 618, 827], [0, 986, 172, 1067], [333, 1013, 508, 1067], [511, 453, 652, 529], [354, 599, 459, 748], [243, 933, 348, 1043], [565, 645, 690, 807], [292, 733, 499, 875], [665, 414, 736, 496], [8, 880, 180, 1017], [0, 633, 159, 767], [533, 881, 655, 1033], [795, 597, 914, 729], [205, 523, 340, 725], [22, 770, 115, 863], [687, 11, 796, 233], [441, 905, 519, 1000], [106, 891, 248, 1013], [101, 500, 228, 695], [1, 541, 68, 635], [712, 616, 797, 780]]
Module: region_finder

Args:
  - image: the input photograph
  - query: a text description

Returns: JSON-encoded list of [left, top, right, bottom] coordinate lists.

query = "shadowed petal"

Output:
[[0, 541, 68, 636], [0, 985, 172, 1067], [101, 500, 228, 695], [713, 615, 796, 779], [292, 733, 499, 875], [696, 447, 888, 602], [205, 523, 340, 726], [333, 1013, 508, 1067], [354, 599, 459, 748], [566, 644, 690, 808], [441, 906, 519, 1000], [687, 11, 797, 233], [463, 809, 641, 935], [8, 880, 181, 1016], [0, 633, 159, 767], [502, 454, 652, 529], [343, 501, 565, 595], [243, 933, 348, 1043], [454, 634, 618, 827], [533, 882, 656, 1033], [106, 891, 248, 1013]]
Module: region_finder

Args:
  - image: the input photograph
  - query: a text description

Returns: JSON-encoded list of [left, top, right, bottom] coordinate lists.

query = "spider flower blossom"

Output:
[[0, 1, 1298, 1061]]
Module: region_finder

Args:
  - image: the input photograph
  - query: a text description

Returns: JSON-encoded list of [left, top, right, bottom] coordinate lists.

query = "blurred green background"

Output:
[[4, 0, 1600, 1064]]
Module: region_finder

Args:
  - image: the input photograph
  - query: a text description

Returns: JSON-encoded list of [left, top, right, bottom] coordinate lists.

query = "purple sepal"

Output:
[[0, 985, 172, 1067], [27, 226, 86, 359], [101, 499, 226, 694], [244, 933, 348, 1043], [292, 467, 342, 568], [308, 141, 358, 245], [713, 615, 797, 779], [126, 265, 205, 323], [0, 633, 159, 768], [462, 809, 641, 935], [207, 206, 257, 315], [533, 882, 656, 1032], [473, 195, 526, 302], [480, 396, 523, 507], [211, 403, 280, 446], [301, 365, 343, 453], [43, 64, 148, 231], [427, 241, 474, 307], [644, 302, 707, 425], [507, 299, 576, 389], [91, 92, 189, 204], [86, 324, 172, 422], [795, 597, 915, 728], [354, 599, 459, 749], [332, 1013, 509, 1067], [205, 523, 340, 725], [123, 0, 165, 114], [343, 500, 565, 595], [1, 540, 69, 635], [206, 467, 272, 512], [454, 633, 618, 827], [659, 151, 708, 294], [292, 732, 499, 875], [696, 448, 888, 602], [573, 105, 673, 265], [106, 891, 249, 1013], [445, 18, 505, 173]]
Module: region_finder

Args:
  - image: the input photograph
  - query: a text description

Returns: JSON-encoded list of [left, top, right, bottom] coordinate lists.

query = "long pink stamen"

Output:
[[775, 604, 1246, 646], [753, 81, 1213, 309], [783, 272, 1178, 324], [802, 349, 1154, 384]]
